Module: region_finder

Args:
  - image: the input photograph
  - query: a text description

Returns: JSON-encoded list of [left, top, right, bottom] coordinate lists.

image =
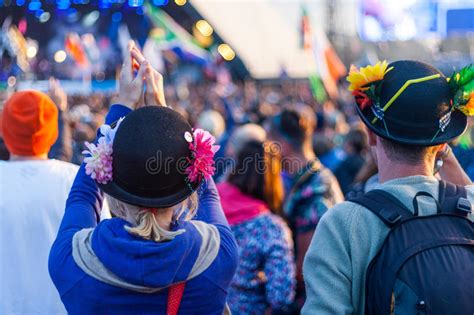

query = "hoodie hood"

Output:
[[217, 182, 269, 226], [72, 218, 220, 292]]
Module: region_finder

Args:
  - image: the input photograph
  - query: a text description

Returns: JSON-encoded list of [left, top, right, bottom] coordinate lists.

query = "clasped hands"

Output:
[[116, 41, 167, 110]]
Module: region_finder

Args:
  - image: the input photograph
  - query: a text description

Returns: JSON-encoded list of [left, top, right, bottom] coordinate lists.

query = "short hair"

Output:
[[197, 110, 226, 139], [230, 124, 266, 155], [269, 107, 314, 149], [313, 134, 334, 157], [379, 137, 437, 165]]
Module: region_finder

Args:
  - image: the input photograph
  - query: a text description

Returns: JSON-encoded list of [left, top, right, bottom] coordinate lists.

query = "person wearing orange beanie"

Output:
[[2, 90, 59, 157], [0, 89, 78, 315]]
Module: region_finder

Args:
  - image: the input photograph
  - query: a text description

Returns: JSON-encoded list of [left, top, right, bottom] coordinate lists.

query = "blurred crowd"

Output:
[[1, 71, 474, 314], [1, 77, 368, 181], [3, 77, 473, 185]]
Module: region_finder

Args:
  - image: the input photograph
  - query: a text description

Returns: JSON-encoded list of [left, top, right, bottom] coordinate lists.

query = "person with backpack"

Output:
[[302, 60, 474, 315], [48, 43, 238, 314]]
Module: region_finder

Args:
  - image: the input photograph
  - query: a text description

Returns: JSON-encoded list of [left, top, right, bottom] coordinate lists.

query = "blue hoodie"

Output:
[[49, 105, 238, 314]]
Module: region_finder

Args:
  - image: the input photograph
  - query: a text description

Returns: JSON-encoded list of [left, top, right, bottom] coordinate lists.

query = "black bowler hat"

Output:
[[99, 106, 199, 208], [354, 60, 467, 146]]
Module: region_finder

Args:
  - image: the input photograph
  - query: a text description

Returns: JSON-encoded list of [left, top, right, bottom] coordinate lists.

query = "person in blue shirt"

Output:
[[48, 42, 238, 315]]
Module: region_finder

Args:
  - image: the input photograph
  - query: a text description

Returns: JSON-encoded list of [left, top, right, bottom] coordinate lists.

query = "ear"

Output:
[[434, 143, 448, 158], [367, 130, 377, 146]]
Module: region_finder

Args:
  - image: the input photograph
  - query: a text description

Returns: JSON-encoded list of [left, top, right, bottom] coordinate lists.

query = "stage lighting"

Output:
[[174, 0, 186, 6], [112, 12, 122, 22], [218, 44, 235, 61], [83, 10, 99, 27], [27, 46, 37, 59], [196, 20, 213, 37], [153, 0, 168, 6], [54, 50, 67, 63], [35, 9, 44, 18], [18, 18, 27, 33], [39, 12, 51, 23], [128, 0, 143, 8], [28, 0, 41, 11], [57, 0, 70, 10]]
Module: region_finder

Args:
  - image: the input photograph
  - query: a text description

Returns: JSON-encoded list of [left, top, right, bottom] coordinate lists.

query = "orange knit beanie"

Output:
[[2, 90, 58, 156]]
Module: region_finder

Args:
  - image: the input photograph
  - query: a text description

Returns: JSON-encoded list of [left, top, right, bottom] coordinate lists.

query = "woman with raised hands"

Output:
[[48, 42, 238, 315]]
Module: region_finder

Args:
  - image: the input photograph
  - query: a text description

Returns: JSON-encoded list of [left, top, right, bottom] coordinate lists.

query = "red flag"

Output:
[[65, 33, 89, 68], [300, 6, 312, 50]]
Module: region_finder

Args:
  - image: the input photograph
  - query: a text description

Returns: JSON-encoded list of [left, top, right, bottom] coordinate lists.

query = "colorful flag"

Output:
[[8, 25, 29, 72], [301, 6, 346, 99], [300, 6, 312, 50], [145, 3, 210, 65], [65, 33, 89, 68], [309, 74, 327, 104]]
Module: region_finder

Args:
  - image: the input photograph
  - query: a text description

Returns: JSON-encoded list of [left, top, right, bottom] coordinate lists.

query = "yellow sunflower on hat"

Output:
[[347, 60, 393, 92], [347, 60, 394, 110]]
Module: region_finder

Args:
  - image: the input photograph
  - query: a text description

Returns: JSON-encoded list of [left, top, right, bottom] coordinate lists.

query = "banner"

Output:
[[301, 6, 346, 100]]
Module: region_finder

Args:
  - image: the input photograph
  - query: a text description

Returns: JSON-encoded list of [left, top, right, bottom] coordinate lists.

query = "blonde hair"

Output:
[[106, 193, 198, 242], [263, 141, 284, 214]]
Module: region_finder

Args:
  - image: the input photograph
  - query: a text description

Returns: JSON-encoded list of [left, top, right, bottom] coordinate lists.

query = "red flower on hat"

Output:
[[352, 90, 373, 110], [186, 129, 220, 184]]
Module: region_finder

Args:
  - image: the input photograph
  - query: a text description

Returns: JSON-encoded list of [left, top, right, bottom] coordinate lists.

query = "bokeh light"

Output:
[[196, 20, 213, 37], [217, 44, 235, 61], [26, 46, 37, 59], [83, 11, 99, 27], [39, 12, 51, 23], [54, 50, 67, 63], [7, 76, 16, 87]]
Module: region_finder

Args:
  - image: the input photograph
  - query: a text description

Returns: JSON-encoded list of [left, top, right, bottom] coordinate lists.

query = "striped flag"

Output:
[[300, 6, 312, 50], [65, 33, 89, 68], [301, 6, 346, 100], [145, 4, 210, 65]]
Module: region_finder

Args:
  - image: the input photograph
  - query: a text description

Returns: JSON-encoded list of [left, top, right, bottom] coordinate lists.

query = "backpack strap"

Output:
[[288, 159, 321, 196], [438, 181, 471, 217], [285, 160, 322, 220], [167, 282, 186, 315], [350, 190, 414, 227]]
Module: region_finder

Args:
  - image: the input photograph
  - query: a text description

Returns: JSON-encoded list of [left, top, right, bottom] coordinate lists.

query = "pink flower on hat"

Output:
[[186, 128, 220, 184], [82, 118, 124, 185], [83, 138, 113, 184]]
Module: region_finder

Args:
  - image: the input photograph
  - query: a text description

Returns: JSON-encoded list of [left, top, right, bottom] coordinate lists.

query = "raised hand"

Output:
[[130, 46, 167, 107], [116, 41, 147, 110], [49, 78, 68, 112], [144, 66, 166, 107]]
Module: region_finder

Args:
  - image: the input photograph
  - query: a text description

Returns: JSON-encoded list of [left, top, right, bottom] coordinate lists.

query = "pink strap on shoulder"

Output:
[[167, 282, 186, 315]]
